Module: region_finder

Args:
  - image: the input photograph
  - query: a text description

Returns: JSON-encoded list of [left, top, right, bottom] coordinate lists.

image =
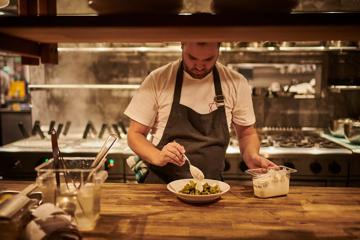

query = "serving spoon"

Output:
[[183, 154, 204, 181]]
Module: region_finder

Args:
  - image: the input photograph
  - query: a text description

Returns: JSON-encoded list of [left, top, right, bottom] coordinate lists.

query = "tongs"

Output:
[[86, 134, 118, 182]]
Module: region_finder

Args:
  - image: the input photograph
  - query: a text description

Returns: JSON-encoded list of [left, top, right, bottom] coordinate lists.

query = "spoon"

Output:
[[183, 154, 204, 181]]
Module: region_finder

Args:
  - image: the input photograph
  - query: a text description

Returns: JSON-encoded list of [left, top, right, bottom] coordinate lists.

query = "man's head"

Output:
[[181, 42, 220, 79]]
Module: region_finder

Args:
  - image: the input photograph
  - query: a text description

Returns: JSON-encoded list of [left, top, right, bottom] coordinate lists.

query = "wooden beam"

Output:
[[38, 0, 56, 16], [40, 43, 58, 64], [17, 0, 38, 16], [17, 0, 58, 64], [38, 0, 58, 64], [0, 33, 40, 58]]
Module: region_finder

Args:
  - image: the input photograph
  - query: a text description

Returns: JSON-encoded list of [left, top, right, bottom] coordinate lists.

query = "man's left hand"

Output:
[[245, 154, 277, 169]]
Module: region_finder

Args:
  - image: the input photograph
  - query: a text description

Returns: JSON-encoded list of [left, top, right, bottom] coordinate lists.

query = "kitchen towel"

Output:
[[23, 203, 81, 240], [126, 155, 148, 183]]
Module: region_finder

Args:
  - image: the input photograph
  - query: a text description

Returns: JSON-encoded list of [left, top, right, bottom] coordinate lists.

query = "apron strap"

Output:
[[173, 61, 184, 104], [212, 66, 225, 106]]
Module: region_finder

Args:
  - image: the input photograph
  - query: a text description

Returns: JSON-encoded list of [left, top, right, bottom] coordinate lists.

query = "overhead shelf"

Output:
[[0, 13, 359, 43], [0, 12, 359, 63]]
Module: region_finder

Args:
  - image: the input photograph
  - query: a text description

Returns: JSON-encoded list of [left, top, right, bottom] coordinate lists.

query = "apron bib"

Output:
[[145, 62, 229, 183]]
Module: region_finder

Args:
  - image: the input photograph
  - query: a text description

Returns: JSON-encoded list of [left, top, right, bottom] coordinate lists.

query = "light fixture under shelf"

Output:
[[329, 85, 360, 91], [28, 84, 140, 90]]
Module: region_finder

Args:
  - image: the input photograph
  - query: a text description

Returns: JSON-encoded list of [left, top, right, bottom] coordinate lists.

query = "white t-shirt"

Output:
[[124, 59, 255, 145]]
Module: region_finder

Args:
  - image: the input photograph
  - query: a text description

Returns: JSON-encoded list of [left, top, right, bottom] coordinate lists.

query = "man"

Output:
[[124, 42, 276, 183]]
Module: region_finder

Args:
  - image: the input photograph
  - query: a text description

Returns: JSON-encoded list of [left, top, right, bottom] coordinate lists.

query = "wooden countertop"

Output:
[[1, 181, 360, 239]]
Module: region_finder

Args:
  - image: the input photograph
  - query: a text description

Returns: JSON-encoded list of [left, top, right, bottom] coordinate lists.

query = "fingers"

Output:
[[259, 157, 277, 168], [161, 142, 185, 166]]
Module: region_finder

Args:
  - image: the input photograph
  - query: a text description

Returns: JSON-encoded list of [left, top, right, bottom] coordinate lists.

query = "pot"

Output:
[[329, 118, 353, 138], [344, 120, 360, 145], [272, 91, 296, 98]]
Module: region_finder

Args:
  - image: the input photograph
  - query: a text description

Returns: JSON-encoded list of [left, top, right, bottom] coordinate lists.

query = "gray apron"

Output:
[[145, 62, 229, 183]]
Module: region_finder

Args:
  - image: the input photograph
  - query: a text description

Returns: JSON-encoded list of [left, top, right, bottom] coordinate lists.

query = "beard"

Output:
[[183, 64, 213, 79]]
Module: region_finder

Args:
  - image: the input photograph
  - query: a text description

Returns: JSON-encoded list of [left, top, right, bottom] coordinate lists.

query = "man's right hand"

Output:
[[156, 141, 186, 167]]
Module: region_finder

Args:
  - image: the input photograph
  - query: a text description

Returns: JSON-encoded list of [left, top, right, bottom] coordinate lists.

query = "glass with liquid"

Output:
[[55, 183, 101, 231], [36, 157, 108, 231]]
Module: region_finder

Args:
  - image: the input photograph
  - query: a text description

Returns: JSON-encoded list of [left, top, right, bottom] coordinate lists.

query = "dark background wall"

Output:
[[29, 48, 360, 132]]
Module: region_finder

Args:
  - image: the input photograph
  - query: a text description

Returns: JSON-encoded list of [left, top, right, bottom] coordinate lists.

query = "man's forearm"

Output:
[[127, 132, 160, 165], [238, 131, 261, 168]]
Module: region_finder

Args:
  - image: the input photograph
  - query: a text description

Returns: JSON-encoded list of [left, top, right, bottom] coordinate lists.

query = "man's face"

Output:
[[182, 42, 219, 79]]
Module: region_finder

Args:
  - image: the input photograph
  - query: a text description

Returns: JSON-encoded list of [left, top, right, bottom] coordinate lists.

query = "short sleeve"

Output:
[[124, 73, 158, 127], [232, 77, 256, 126]]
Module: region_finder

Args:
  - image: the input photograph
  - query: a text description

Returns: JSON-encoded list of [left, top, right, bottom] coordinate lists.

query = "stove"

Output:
[[224, 128, 355, 187], [1, 122, 358, 186]]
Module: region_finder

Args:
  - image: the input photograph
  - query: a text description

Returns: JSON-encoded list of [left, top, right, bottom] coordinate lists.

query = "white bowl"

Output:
[[167, 179, 230, 204]]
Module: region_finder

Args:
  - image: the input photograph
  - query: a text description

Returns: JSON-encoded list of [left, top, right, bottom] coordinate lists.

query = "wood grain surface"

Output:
[[1, 181, 360, 240]]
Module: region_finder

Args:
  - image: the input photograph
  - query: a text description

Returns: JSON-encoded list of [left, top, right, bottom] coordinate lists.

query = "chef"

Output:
[[124, 42, 276, 183]]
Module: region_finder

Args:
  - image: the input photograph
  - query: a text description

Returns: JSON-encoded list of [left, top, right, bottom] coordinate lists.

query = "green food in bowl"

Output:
[[179, 180, 221, 195]]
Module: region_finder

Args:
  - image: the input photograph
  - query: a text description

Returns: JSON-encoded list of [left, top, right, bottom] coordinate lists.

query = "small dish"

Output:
[[167, 179, 230, 204]]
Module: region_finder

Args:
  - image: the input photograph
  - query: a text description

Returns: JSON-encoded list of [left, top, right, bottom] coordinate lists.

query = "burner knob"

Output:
[[224, 159, 230, 172], [284, 162, 295, 169], [310, 161, 322, 174], [239, 161, 248, 172], [328, 161, 341, 174]]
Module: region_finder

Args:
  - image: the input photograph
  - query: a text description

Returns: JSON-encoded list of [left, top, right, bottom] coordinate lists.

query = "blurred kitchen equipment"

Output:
[[0, 183, 38, 240], [246, 166, 297, 198], [183, 154, 204, 181], [252, 87, 268, 97], [17, 122, 30, 138], [344, 120, 360, 145], [0, 184, 38, 219], [0, 190, 42, 206], [212, 0, 298, 13], [269, 81, 281, 93], [329, 118, 353, 138], [88, 0, 183, 15], [273, 90, 296, 98]]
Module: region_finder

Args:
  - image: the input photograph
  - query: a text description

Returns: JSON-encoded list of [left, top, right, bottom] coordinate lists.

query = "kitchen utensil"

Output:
[[0, 184, 38, 240], [91, 134, 117, 168], [344, 120, 360, 145], [183, 154, 204, 181], [0, 183, 38, 219], [86, 134, 118, 182], [50, 129, 61, 189], [329, 118, 353, 138]]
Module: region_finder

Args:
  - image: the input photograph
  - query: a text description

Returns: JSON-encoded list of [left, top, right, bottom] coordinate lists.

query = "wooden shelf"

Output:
[[0, 12, 359, 61]]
